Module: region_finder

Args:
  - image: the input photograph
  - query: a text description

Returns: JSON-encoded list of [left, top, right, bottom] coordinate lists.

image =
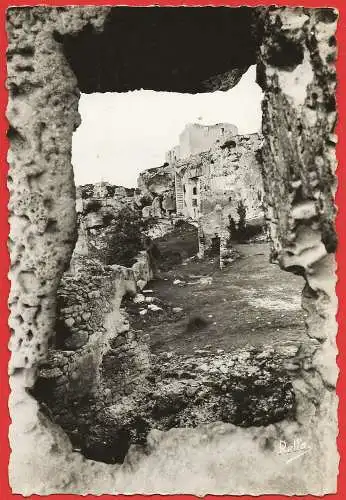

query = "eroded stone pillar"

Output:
[[257, 6, 338, 487], [6, 6, 110, 492]]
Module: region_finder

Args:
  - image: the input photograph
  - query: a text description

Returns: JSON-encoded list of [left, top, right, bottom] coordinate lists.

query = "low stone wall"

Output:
[[56, 257, 135, 349], [34, 254, 152, 462]]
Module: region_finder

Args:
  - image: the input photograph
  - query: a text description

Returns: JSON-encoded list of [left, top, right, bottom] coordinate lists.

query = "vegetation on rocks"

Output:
[[105, 207, 145, 267]]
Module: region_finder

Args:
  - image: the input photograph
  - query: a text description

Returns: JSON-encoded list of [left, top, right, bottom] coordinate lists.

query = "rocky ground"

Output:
[[124, 235, 307, 356], [90, 233, 309, 463], [36, 225, 311, 464]]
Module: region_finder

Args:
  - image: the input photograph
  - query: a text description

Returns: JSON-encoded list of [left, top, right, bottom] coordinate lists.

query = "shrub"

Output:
[[237, 201, 247, 234], [104, 207, 144, 267], [84, 199, 102, 214], [186, 315, 209, 332], [221, 139, 236, 150], [228, 202, 264, 243]]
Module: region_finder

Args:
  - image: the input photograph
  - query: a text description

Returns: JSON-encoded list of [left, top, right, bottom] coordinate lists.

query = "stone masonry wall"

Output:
[[33, 254, 152, 462]]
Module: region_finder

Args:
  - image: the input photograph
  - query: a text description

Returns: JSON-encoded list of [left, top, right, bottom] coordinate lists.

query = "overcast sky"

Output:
[[72, 65, 263, 188]]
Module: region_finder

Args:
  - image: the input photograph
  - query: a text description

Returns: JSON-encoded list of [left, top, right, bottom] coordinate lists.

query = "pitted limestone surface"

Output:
[[7, 6, 110, 373], [257, 5, 338, 485]]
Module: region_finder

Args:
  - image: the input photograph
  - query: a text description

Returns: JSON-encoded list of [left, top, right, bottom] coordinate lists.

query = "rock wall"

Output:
[[74, 181, 143, 266], [6, 5, 338, 496], [33, 254, 152, 463], [73, 181, 161, 280], [137, 163, 176, 218], [256, 5, 338, 488]]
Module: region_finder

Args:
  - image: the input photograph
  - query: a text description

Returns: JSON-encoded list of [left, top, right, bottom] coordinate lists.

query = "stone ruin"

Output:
[[138, 124, 266, 266], [171, 130, 265, 265], [6, 6, 338, 495], [30, 165, 295, 467]]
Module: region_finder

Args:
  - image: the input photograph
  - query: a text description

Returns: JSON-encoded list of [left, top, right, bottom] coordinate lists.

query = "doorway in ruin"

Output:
[[29, 6, 307, 466], [210, 235, 221, 256]]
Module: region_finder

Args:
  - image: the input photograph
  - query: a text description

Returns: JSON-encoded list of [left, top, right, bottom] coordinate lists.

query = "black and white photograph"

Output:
[[6, 5, 338, 495]]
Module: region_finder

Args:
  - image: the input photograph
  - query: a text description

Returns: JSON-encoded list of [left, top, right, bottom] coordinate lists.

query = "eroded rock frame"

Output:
[[6, 6, 338, 495]]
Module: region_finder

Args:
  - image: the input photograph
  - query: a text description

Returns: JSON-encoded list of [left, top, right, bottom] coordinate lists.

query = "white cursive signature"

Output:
[[277, 439, 311, 464]]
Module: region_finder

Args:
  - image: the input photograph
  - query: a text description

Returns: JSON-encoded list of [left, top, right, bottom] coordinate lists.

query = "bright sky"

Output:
[[72, 65, 263, 188]]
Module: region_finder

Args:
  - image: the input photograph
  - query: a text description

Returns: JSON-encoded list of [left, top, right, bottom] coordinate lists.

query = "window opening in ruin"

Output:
[[30, 10, 308, 467]]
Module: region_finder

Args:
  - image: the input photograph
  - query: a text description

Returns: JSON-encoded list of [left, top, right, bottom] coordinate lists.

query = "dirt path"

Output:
[[127, 236, 307, 356]]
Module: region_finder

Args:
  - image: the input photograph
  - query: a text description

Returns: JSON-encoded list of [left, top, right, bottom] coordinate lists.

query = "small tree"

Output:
[[237, 201, 247, 235], [227, 215, 237, 246]]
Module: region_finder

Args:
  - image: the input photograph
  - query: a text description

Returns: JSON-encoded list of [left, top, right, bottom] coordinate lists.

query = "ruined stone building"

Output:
[[138, 123, 264, 255], [166, 122, 238, 162], [163, 123, 265, 262]]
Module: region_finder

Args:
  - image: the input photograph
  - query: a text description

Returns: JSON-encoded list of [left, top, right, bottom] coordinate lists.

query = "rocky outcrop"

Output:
[[137, 163, 176, 218], [35, 313, 295, 464], [74, 181, 163, 279]]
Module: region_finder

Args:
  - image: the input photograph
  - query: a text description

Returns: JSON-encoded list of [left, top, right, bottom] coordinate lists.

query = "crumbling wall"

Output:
[[177, 122, 238, 159], [56, 257, 136, 351], [33, 254, 152, 463], [176, 132, 265, 263], [199, 133, 265, 246]]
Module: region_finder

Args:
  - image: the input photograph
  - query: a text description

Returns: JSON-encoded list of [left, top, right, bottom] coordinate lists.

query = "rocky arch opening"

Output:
[[28, 6, 307, 466], [7, 6, 338, 493]]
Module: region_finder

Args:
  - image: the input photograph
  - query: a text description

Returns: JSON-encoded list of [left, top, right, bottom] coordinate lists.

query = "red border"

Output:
[[0, 1, 345, 499]]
